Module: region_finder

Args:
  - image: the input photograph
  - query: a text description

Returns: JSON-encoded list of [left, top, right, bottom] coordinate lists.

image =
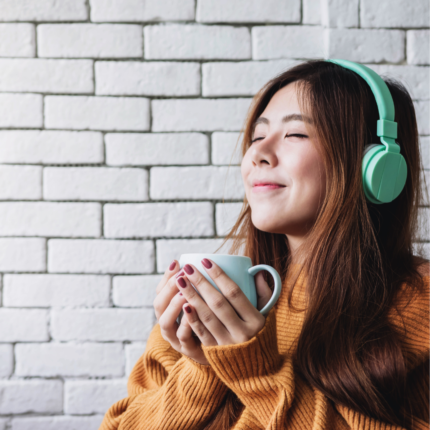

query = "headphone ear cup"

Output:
[[362, 144, 407, 204]]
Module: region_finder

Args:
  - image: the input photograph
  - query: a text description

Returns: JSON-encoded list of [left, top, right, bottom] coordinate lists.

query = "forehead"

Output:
[[253, 83, 312, 130]]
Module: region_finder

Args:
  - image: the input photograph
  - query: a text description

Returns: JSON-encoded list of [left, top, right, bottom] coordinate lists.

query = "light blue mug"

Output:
[[176, 253, 282, 325]]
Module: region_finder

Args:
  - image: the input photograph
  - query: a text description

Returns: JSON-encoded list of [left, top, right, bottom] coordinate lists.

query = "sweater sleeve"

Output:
[[201, 275, 430, 430], [99, 322, 229, 430], [201, 307, 295, 429]]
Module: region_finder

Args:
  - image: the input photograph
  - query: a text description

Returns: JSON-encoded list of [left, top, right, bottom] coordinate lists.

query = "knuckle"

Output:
[[200, 312, 213, 325], [210, 295, 225, 311], [194, 324, 206, 338], [211, 266, 224, 282], [225, 286, 242, 301]]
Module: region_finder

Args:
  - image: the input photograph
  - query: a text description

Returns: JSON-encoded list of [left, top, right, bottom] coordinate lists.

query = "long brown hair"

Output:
[[201, 59, 429, 430]]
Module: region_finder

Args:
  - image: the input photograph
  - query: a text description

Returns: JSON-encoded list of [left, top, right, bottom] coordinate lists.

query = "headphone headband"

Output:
[[326, 59, 398, 148], [324, 58, 407, 204]]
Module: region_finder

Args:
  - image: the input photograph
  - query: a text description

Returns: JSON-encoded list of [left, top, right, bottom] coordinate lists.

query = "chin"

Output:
[[250, 213, 283, 234]]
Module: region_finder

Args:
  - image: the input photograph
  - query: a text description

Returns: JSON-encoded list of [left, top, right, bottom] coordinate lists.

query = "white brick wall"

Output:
[[0, 1, 428, 427]]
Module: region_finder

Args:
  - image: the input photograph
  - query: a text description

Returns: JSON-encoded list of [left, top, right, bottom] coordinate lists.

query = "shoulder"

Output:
[[389, 258, 429, 370]]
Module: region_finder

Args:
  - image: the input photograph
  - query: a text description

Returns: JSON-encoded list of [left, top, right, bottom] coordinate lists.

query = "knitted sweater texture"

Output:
[[99, 264, 429, 430]]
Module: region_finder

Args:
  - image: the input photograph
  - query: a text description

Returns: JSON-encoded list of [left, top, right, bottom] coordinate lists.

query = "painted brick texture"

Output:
[[0, 0, 428, 427]]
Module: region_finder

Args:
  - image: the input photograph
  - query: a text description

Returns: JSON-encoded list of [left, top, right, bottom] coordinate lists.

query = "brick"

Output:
[[0, 380, 62, 414], [252, 26, 324, 60], [3, 274, 110, 307], [196, 0, 300, 23], [105, 132, 209, 166], [0, 309, 48, 342], [415, 101, 429, 135], [15, 343, 123, 377], [10, 416, 104, 430], [150, 166, 244, 200], [0, 0, 87, 21], [361, 0, 429, 28], [407, 30, 430, 65], [0, 130, 103, 164], [44, 167, 148, 201], [321, 0, 358, 28], [113, 275, 162, 307], [0, 238, 45, 272], [51, 308, 155, 341], [156, 238, 236, 272], [45, 96, 150, 131], [303, 0, 322, 25], [38, 24, 142, 58], [0, 59, 93, 93], [125, 342, 147, 376], [65, 379, 128, 414], [202, 60, 297, 96], [0, 165, 42, 200], [48, 239, 154, 274], [152, 98, 252, 132], [212, 132, 243, 165], [365, 65, 429, 101], [0, 202, 101, 237], [0, 24, 35, 57], [0, 93, 42, 128], [418, 207, 429, 241], [216, 202, 243, 236], [0, 344, 13, 377], [144, 24, 251, 60], [421, 136, 430, 170], [104, 202, 214, 238], [96, 61, 200, 96], [90, 0, 195, 22], [326, 28, 405, 63], [413, 242, 430, 260]]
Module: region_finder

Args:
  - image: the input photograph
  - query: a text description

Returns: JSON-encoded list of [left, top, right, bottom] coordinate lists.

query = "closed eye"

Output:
[[250, 134, 308, 143]]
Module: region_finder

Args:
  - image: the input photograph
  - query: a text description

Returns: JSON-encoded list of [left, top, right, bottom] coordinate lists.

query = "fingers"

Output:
[[183, 261, 260, 323], [155, 260, 181, 295], [154, 267, 186, 321], [158, 291, 188, 349], [255, 271, 274, 311], [181, 303, 217, 347], [176, 274, 232, 342]]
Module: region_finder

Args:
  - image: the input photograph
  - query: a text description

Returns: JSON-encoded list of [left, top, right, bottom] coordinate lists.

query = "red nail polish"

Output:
[[184, 264, 194, 275], [169, 260, 176, 271], [175, 270, 184, 278], [184, 305, 192, 313], [178, 277, 187, 288], [179, 292, 183, 296], [201, 258, 212, 269]]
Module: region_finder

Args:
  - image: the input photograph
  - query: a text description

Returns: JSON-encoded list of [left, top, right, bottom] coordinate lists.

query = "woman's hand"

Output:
[[176, 259, 274, 347], [153, 260, 210, 365]]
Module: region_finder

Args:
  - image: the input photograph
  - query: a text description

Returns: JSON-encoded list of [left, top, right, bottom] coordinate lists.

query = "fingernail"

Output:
[[201, 258, 212, 269], [179, 292, 183, 296], [178, 277, 187, 288], [184, 264, 194, 275], [184, 305, 192, 314], [175, 270, 184, 278], [169, 260, 176, 271]]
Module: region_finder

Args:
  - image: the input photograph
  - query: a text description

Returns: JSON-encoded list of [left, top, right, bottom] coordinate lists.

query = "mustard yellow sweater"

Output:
[[99, 265, 429, 430]]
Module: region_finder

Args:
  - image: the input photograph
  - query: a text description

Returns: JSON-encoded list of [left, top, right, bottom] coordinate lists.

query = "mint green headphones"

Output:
[[325, 59, 408, 204]]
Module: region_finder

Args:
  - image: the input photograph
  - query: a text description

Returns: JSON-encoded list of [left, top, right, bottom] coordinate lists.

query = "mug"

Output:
[[176, 253, 282, 325]]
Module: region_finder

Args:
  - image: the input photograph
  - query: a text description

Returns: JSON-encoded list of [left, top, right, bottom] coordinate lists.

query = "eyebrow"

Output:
[[252, 113, 313, 133]]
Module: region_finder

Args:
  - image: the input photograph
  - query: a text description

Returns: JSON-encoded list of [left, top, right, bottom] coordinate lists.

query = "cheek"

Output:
[[288, 149, 326, 199]]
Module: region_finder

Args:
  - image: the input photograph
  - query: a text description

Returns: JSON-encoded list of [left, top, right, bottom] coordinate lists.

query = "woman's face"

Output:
[[241, 82, 326, 255]]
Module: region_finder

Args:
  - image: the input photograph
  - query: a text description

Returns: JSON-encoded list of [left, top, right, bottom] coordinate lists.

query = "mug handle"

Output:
[[248, 264, 282, 316]]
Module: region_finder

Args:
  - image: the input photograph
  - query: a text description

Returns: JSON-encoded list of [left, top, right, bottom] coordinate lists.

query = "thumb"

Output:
[[255, 271, 273, 311]]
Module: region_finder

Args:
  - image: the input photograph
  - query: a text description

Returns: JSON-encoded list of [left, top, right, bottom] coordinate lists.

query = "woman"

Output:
[[99, 59, 429, 430]]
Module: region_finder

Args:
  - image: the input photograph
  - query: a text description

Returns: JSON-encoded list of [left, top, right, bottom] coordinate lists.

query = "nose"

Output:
[[250, 132, 279, 166]]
